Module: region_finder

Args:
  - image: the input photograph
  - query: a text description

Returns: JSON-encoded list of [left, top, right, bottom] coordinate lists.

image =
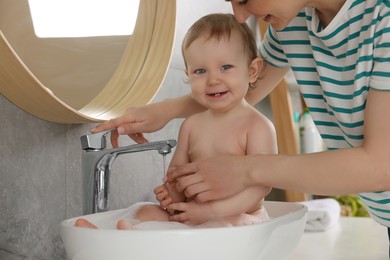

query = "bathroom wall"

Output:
[[0, 68, 189, 260], [0, 1, 280, 259]]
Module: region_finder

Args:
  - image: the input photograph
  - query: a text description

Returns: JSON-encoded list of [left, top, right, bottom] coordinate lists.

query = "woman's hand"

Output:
[[90, 103, 173, 147], [166, 155, 249, 203]]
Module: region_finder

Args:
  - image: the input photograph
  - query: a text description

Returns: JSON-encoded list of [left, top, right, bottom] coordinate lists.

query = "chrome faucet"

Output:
[[80, 129, 176, 215]]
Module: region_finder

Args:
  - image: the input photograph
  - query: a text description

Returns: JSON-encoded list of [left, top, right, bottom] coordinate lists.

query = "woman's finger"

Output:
[[166, 162, 198, 182], [183, 181, 211, 199], [129, 133, 148, 144]]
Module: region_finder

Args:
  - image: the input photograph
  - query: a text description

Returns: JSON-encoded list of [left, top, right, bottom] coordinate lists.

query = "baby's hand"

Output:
[[166, 201, 213, 225], [154, 184, 172, 209]]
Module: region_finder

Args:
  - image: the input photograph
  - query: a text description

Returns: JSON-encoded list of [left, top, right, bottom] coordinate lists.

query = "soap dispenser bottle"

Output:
[[299, 109, 324, 154]]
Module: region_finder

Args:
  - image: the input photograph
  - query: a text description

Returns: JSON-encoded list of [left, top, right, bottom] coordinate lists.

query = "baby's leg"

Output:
[[225, 207, 269, 226], [195, 219, 233, 228], [196, 207, 269, 228], [117, 204, 170, 230], [74, 218, 98, 229]]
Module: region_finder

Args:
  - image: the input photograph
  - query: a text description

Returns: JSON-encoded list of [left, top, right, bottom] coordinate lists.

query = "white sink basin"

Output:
[[61, 201, 307, 260]]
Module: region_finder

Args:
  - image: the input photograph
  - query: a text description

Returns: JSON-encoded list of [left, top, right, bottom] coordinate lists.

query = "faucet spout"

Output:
[[81, 129, 176, 214]]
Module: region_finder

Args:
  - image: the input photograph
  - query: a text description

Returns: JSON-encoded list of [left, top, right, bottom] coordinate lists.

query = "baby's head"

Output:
[[182, 13, 258, 68]]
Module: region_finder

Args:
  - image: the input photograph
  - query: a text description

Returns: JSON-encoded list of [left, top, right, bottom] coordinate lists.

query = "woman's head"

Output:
[[182, 13, 258, 68], [226, 0, 343, 30]]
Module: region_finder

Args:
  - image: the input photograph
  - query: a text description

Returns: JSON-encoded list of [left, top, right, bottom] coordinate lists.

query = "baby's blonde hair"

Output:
[[182, 13, 258, 68]]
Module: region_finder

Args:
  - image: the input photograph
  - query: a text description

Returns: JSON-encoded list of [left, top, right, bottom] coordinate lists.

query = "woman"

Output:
[[93, 0, 390, 253]]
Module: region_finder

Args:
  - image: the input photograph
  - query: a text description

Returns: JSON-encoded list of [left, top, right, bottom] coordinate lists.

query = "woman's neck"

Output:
[[310, 0, 347, 28]]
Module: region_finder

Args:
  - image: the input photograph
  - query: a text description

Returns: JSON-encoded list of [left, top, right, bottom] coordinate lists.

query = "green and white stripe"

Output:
[[259, 0, 390, 227]]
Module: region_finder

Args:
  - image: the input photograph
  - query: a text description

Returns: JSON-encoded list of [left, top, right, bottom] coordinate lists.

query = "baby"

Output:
[[76, 13, 277, 230]]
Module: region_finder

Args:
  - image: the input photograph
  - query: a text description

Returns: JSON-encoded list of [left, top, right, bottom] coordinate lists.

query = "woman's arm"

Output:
[[249, 88, 390, 195]]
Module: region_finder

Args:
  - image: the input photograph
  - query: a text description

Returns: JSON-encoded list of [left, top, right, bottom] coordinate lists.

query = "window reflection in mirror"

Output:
[[28, 0, 140, 38], [0, 0, 138, 109], [0, 0, 175, 123]]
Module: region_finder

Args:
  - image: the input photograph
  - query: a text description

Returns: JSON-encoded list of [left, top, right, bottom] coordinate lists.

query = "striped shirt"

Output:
[[259, 0, 390, 227]]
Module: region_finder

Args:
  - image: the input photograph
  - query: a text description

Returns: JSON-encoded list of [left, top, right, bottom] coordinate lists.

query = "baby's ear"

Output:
[[249, 57, 263, 83]]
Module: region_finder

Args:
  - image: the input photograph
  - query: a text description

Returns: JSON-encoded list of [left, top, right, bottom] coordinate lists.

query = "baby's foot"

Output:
[[116, 219, 134, 230], [74, 218, 98, 229]]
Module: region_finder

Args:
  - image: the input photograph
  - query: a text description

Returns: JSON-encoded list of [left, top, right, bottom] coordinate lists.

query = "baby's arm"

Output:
[[155, 119, 192, 208]]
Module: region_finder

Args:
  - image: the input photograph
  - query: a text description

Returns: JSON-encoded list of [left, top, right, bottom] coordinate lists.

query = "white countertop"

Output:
[[289, 217, 388, 260]]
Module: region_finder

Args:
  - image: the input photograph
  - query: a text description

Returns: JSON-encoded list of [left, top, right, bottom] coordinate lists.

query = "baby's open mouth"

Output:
[[208, 91, 228, 97]]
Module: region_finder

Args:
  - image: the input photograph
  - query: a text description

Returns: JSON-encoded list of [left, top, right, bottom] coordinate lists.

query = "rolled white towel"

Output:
[[298, 198, 341, 231]]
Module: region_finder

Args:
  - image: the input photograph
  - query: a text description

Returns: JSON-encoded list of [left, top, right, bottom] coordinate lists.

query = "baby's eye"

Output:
[[194, 68, 206, 74], [221, 64, 233, 71], [225, 0, 248, 5]]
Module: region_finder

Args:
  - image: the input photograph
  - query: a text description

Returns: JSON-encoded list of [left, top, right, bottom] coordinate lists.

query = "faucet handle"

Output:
[[80, 129, 115, 150]]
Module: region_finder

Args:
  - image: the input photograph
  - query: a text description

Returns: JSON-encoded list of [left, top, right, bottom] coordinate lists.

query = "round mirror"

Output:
[[0, 0, 176, 123]]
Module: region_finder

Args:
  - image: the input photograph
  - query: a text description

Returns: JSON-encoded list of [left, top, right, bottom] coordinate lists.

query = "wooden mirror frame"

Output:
[[0, 0, 176, 123]]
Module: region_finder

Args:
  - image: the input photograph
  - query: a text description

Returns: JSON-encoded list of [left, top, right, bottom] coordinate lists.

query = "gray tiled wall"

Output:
[[0, 68, 187, 259]]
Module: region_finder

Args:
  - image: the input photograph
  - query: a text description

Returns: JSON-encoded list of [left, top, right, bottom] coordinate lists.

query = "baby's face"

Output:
[[184, 32, 252, 113]]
